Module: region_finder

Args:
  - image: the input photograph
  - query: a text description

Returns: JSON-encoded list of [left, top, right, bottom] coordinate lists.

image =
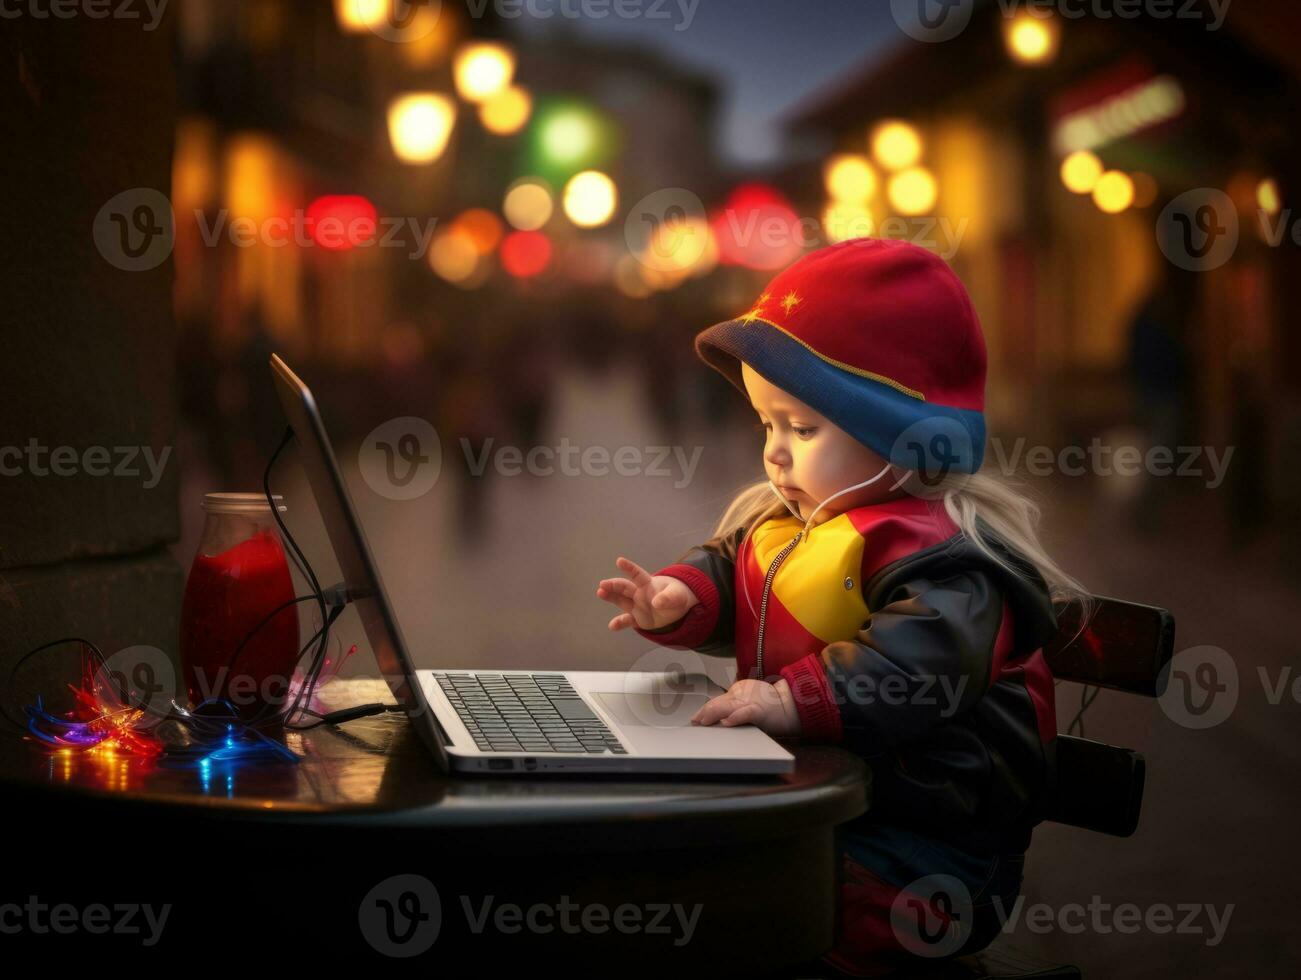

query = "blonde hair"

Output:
[[696, 467, 1092, 624]]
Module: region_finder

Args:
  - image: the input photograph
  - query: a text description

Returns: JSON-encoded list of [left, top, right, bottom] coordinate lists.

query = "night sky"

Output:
[[507, 0, 905, 166]]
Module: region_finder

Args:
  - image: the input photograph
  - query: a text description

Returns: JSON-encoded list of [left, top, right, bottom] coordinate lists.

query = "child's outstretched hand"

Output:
[[596, 556, 699, 632]]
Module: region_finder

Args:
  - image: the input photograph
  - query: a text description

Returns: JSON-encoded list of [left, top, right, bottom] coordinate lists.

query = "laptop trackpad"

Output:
[[593, 690, 712, 729]]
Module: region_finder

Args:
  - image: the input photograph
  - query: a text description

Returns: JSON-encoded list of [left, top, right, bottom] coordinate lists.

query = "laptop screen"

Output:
[[269, 354, 448, 768]]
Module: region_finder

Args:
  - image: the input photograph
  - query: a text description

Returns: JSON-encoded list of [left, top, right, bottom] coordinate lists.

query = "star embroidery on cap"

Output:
[[781, 291, 802, 315], [739, 292, 771, 326]]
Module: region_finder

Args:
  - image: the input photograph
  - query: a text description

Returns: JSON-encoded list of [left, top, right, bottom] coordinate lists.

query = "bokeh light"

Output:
[[535, 103, 606, 172], [451, 208, 504, 254], [306, 195, 377, 251], [1258, 178, 1281, 215], [1092, 171, 1135, 214], [387, 93, 456, 164], [1061, 151, 1103, 194], [887, 166, 938, 216], [500, 230, 552, 278], [428, 228, 481, 284], [870, 120, 923, 172], [823, 203, 875, 243], [825, 154, 878, 204], [333, 0, 386, 33], [454, 41, 516, 104], [562, 170, 618, 228], [1004, 11, 1060, 65], [480, 85, 532, 135], [503, 178, 554, 231]]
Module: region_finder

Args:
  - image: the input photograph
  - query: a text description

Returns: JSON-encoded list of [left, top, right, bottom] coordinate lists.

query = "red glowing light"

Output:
[[500, 230, 552, 278], [306, 195, 378, 250], [710, 182, 803, 271]]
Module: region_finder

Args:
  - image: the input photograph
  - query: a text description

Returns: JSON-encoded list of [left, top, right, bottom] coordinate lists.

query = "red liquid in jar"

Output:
[[180, 529, 300, 716]]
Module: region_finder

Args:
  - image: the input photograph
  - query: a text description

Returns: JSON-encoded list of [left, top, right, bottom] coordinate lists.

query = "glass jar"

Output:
[[179, 492, 301, 719]]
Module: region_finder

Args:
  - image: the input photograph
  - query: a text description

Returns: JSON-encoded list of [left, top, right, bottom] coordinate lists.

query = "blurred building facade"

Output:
[[785, 0, 1301, 537]]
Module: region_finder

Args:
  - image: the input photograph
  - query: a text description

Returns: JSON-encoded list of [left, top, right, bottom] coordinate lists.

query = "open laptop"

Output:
[[269, 354, 794, 775]]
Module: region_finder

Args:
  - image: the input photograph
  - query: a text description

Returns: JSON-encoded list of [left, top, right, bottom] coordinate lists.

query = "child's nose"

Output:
[[764, 442, 791, 467]]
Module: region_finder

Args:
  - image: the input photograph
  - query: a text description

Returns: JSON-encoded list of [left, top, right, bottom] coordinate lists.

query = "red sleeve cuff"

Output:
[[633, 563, 721, 649], [780, 653, 843, 741]]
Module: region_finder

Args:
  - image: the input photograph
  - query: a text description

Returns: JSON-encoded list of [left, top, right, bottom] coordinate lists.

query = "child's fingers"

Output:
[[597, 578, 636, 600], [595, 585, 634, 613], [720, 704, 760, 727], [691, 694, 735, 726], [607, 612, 635, 631], [615, 556, 653, 588]]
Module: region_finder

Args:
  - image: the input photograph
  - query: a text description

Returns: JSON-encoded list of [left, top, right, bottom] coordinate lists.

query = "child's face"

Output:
[[742, 362, 904, 522]]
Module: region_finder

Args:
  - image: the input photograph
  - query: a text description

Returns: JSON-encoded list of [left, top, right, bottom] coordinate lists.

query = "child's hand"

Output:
[[596, 556, 700, 631], [691, 678, 802, 737]]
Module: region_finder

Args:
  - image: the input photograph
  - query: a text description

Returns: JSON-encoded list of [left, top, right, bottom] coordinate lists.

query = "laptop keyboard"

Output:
[[432, 672, 628, 755]]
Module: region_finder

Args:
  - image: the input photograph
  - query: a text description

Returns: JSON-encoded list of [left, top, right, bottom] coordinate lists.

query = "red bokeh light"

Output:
[[306, 195, 378, 250], [500, 230, 552, 278], [711, 182, 804, 271]]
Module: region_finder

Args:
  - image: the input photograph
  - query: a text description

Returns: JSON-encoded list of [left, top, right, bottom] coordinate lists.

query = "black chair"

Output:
[[883, 595, 1177, 980]]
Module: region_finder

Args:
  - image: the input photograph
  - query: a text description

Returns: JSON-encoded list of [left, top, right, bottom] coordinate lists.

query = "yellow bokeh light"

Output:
[[1092, 171, 1135, 214], [1258, 178, 1281, 216], [333, 0, 386, 32], [825, 154, 878, 205], [1005, 12, 1059, 65], [454, 42, 516, 104], [387, 93, 456, 164], [1060, 151, 1103, 194], [563, 170, 618, 229], [887, 167, 938, 216], [503, 179, 554, 231], [479, 85, 532, 135], [870, 121, 923, 172], [224, 134, 277, 221], [641, 215, 716, 275], [429, 229, 481, 284], [823, 203, 875, 243]]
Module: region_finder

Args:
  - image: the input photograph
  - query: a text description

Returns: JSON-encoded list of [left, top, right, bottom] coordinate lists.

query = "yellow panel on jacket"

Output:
[[748, 513, 872, 645]]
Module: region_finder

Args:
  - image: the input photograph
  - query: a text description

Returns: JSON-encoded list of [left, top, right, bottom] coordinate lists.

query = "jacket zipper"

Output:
[[755, 529, 802, 680]]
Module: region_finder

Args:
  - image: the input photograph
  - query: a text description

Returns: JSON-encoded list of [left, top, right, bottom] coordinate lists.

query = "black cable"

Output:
[[219, 593, 322, 702], [1066, 684, 1100, 739]]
